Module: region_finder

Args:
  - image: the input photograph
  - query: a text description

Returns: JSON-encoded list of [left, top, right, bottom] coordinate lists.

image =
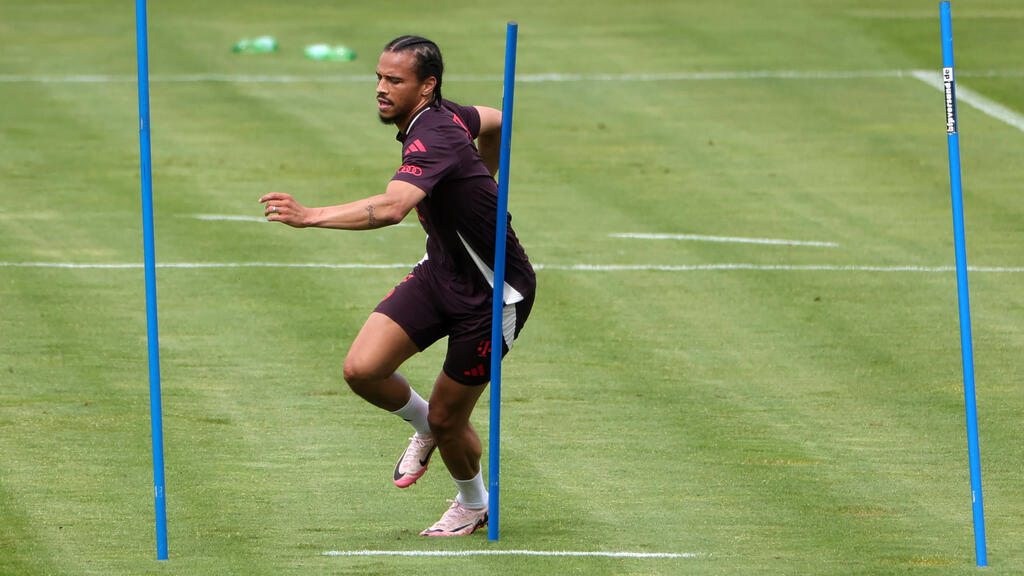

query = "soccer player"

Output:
[[259, 36, 535, 537]]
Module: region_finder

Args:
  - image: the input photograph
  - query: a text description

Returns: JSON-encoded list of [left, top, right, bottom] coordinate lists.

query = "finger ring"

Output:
[[272, 206, 278, 213]]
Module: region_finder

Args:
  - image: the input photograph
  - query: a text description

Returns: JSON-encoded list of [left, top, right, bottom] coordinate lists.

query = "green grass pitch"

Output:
[[1, 1, 1022, 574]]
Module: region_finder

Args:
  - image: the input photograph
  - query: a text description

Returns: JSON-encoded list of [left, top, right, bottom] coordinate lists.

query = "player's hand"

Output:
[[259, 192, 310, 228]]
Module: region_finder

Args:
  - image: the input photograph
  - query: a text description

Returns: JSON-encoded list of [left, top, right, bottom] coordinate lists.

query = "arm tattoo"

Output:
[[365, 204, 377, 227]]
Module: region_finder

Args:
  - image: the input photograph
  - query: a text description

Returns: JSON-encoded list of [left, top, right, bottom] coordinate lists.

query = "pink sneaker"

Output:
[[420, 499, 488, 536], [393, 435, 435, 488]]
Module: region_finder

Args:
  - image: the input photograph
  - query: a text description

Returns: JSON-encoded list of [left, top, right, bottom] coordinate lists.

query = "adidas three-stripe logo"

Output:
[[404, 139, 427, 155]]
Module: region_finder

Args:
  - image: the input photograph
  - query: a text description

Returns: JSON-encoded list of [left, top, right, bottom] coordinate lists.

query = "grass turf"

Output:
[[1, 1, 1022, 574]]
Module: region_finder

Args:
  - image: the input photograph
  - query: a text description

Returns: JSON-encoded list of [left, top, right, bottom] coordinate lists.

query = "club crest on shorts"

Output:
[[476, 340, 491, 357]]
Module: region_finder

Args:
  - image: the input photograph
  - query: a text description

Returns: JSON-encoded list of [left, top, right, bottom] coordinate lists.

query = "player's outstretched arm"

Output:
[[259, 181, 426, 230], [474, 106, 502, 177]]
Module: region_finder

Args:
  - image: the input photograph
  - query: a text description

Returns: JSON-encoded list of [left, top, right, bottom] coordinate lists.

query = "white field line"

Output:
[[2, 69, 1024, 84], [611, 233, 838, 247], [911, 70, 1024, 133], [322, 549, 700, 559], [3, 261, 1024, 273]]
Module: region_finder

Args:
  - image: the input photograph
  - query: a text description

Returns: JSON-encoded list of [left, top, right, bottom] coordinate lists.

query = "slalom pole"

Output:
[[135, 0, 169, 560], [938, 1, 986, 567], [489, 21, 518, 542]]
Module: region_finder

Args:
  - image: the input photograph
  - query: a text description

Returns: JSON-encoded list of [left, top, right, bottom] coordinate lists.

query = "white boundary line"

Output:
[[2, 69, 1024, 84], [611, 233, 839, 247], [911, 70, 1024, 133], [322, 549, 700, 559], [7, 70, 1020, 135], [2, 262, 1024, 273]]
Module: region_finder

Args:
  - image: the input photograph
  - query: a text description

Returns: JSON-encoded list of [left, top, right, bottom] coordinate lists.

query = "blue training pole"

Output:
[[135, 0, 169, 560], [939, 2, 986, 567], [489, 21, 518, 542]]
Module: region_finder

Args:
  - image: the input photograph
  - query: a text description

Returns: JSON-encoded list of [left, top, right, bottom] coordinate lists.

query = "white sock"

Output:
[[454, 471, 488, 510], [388, 389, 431, 437]]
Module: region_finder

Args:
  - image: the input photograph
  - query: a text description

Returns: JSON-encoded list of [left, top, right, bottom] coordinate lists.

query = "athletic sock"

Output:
[[454, 471, 489, 510], [388, 389, 431, 437]]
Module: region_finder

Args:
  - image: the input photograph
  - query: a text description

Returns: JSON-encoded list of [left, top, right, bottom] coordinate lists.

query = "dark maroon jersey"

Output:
[[391, 99, 535, 303]]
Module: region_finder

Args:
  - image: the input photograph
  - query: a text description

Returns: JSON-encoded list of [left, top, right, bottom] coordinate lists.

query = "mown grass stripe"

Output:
[[322, 549, 701, 558], [2, 262, 1023, 272], [3, 69, 1024, 84], [610, 233, 839, 247]]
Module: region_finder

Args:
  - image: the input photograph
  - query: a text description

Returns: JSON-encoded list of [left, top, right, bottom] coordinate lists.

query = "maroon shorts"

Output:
[[374, 261, 534, 385]]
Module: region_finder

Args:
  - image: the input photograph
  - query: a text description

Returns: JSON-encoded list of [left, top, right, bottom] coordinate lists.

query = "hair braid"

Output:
[[384, 36, 444, 106]]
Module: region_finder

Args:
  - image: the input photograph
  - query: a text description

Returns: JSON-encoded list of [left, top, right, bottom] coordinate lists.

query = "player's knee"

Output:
[[427, 404, 460, 439], [342, 355, 383, 393]]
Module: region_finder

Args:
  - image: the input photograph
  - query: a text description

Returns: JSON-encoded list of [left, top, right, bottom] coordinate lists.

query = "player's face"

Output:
[[376, 50, 432, 128]]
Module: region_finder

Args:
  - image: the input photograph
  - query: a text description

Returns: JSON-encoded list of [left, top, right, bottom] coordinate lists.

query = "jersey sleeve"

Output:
[[391, 131, 456, 195], [446, 100, 481, 140]]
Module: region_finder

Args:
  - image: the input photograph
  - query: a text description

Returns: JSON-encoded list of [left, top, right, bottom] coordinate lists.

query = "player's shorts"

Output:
[[373, 261, 534, 386]]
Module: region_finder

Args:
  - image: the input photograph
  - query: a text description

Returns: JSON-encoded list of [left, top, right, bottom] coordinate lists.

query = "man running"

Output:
[[259, 35, 535, 536]]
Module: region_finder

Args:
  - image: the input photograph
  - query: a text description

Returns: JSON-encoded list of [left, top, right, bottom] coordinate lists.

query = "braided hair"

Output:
[[384, 36, 444, 106]]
